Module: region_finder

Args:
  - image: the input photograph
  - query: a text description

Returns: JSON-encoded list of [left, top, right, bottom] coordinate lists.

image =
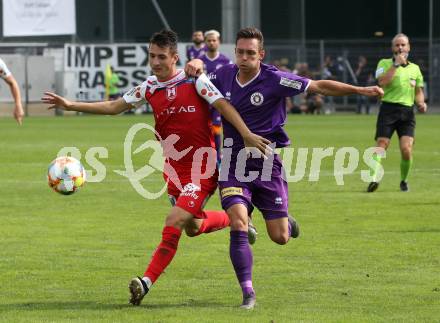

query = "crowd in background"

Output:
[[103, 29, 429, 117], [271, 55, 377, 115]]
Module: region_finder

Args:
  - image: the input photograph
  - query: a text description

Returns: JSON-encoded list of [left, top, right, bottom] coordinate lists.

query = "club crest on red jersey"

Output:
[[166, 86, 177, 101]]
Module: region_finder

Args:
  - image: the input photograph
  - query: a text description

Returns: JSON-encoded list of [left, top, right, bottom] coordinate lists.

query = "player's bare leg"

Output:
[[265, 214, 300, 245], [184, 212, 257, 244], [184, 210, 229, 237], [184, 217, 204, 236]]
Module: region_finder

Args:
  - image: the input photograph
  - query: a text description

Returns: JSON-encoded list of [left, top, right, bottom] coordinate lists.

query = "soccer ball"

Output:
[[47, 156, 86, 195]]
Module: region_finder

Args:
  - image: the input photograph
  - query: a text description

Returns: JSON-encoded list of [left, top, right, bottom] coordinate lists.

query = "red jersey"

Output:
[[123, 70, 224, 194]]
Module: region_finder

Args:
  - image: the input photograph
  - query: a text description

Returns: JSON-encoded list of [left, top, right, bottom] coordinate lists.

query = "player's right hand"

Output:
[[41, 92, 73, 110], [13, 105, 24, 125], [243, 133, 273, 159], [359, 86, 384, 98], [185, 59, 204, 77]]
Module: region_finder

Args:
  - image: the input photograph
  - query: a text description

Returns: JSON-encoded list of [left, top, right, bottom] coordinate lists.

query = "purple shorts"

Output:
[[210, 107, 222, 126], [218, 155, 289, 220]]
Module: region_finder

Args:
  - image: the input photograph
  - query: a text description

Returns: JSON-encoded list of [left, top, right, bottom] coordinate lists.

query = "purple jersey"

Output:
[[201, 53, 233, 126], [200, 53, 233, 79], [186, 44, 207, 61], [212, 63, 310, 152]]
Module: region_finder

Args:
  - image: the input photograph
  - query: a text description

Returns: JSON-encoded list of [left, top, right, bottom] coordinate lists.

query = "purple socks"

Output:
[[230, 230, 255, 296]]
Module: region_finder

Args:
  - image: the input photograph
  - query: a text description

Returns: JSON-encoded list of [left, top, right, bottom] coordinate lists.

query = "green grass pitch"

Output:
[[0, 114, 439, 322]]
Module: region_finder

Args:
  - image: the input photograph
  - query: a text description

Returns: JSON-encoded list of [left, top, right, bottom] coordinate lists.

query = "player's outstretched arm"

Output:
[[308, 80, 384, 98], [4, 75, 24, 125], [42, 92, 129, 115]]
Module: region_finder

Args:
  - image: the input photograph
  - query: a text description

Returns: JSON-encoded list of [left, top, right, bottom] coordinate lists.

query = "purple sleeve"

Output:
[[273, 71, 310, 97]]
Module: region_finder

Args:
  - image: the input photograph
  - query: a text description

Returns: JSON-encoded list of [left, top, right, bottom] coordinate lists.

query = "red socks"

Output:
[[195, 210, 230, 235], [144, 226, 181, 283], [143, 212, 229, 282]]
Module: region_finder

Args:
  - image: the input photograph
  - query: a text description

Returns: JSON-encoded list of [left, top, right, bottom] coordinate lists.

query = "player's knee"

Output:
[[401, 143, 412, 153], [228, 210, 247, 230], [229, 216, 247, 231], [226, 205, 248, 230], [267, 229, 289, 245], [270, 234, 289, 245], [184, 227, 199, 237], [165, 208, 189, 229], [377, 138, 389, 149], [401, 147, 412, 159]]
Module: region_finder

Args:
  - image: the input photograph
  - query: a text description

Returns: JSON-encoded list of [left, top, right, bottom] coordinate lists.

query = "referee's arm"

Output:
[[415, 87, 427, 113]]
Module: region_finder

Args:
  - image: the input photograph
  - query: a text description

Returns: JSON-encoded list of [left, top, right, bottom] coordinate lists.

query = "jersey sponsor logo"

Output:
[[225, 91, 231, 100], [166, 86, 177, 101], [181, 183, 201, 200], [280, 77, 302, 90], [220, 187, 243, 198], [375, 67, 384, 78], [159, 105, 196, 116], [250, 92, 264, 106]]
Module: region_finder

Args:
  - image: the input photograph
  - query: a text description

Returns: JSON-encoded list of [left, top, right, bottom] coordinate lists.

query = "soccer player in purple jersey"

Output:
[[186, 30, 207, 61], [186, 27, 383, 309], [200, 29, 233, 166]]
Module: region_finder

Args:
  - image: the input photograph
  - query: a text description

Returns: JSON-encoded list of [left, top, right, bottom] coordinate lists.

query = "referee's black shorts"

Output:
[[375, 102, 415, 140]]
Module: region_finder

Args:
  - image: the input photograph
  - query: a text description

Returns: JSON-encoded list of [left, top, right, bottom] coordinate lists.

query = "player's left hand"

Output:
[[417, 102, 427, 113], [358, 86, 384, 98], [185, 59, 204, 77], [243, 133, 273, 159], [41, 92, 73, 110]]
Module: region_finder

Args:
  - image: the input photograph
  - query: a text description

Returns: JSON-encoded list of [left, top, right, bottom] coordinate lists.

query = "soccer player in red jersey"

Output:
[[42, 29, 270, 306]]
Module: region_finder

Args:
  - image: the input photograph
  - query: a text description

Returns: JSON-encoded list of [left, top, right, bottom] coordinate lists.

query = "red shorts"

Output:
[[168, 180, 217, 218], [164, 164, 218, 219], [168, 187, 211, 219]]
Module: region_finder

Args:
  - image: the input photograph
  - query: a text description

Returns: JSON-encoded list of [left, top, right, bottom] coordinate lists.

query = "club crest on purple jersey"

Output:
[[250, 92, 264, 106]]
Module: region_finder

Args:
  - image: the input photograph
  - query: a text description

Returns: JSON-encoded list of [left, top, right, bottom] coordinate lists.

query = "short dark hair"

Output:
[[236, 27, 264, 49], [150, 29, 178, 53]]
